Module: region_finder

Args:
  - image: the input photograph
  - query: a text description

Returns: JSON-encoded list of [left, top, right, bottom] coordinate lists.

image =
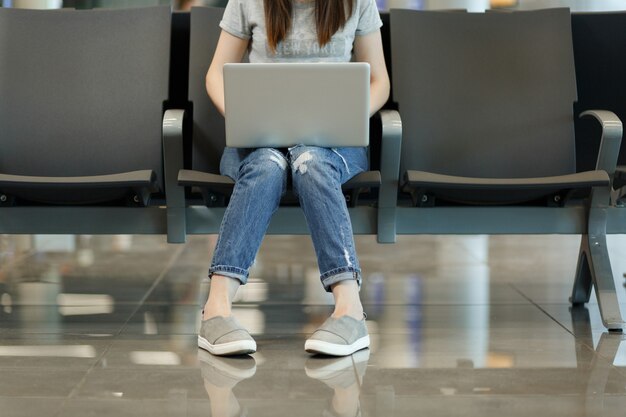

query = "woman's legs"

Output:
[[203, 147, 288, 320], [202, 146, 368, 356], [289, 146, 368, 320]]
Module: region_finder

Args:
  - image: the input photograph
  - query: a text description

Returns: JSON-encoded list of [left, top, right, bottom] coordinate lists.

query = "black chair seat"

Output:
[[343, 170, 381, 190], [404, 169, 609, 205], [178, 169, 234, 191], [0, 170, 157, 205]]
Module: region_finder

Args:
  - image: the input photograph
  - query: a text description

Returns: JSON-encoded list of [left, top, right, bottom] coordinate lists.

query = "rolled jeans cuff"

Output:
[[209, 265, 248, 285], [321, 268, 362, 292]]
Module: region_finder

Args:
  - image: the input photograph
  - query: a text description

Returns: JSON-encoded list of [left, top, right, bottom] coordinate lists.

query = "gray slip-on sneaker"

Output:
[[198, 315, 257, 356], [305, 314, 370, 356]]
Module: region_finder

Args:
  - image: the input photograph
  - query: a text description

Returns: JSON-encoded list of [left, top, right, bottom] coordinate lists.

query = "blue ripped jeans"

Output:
[[209, 145, 368, 292]]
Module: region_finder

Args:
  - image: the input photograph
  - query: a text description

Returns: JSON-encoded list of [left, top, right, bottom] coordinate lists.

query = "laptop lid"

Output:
[[224, 62, 370, 148]]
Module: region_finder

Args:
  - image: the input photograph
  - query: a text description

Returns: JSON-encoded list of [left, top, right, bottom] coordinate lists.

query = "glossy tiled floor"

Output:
[[1, 233, 626, 416]]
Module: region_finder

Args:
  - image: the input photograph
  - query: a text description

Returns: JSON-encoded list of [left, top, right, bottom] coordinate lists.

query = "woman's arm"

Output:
[[206, 30, 249, 116], [353, 30, 391, 117]]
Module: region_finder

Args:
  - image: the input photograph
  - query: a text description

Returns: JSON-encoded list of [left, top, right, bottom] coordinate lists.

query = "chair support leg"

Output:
[[376, 110, 402, 244], [571, 237, 593, 305], [573, 197, 625, 331], [163, 109, 187, 244]]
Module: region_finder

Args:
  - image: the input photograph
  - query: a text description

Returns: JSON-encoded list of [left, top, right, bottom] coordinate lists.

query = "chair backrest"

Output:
[[572, 12, 626, 172], [390, 8, 578, 179], [0, 7, 171, 192], [188, 6, 225, 175]]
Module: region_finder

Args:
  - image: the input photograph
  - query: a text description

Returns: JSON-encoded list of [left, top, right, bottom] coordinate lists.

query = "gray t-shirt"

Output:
[[219, 0, 383, 63]]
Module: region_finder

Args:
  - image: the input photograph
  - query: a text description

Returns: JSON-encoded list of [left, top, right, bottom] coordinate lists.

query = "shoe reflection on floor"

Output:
[[199, 350, 256, 417], [305, 349, 370, 417]]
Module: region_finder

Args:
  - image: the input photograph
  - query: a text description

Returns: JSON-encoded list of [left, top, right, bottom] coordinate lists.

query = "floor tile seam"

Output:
[[114, 243, 187, 337], [509, 283, 578, 337], [86, 330, 586, 337], [0, 332, 119, 336], [59, 245, 187, 403], [0, 334, 118, 343], [9, 302, 143, 307], [590, 350, 626, 379], [0, 365, 103, 371], [62, 338, 118, 402], [455, 245, 489, 264], [369, 393, 613, 399], [67, 365, 204, 371], [58, 398, 214, 404], [513, 302, 625, 354], [603, 371, 626, 386], [117, 329, 581, 334], [0, 395, 69, 399], [1, 397, 66, 416]]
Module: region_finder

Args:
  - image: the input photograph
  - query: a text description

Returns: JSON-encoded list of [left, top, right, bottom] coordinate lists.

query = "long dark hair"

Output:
[[264, 0, 355, 52]]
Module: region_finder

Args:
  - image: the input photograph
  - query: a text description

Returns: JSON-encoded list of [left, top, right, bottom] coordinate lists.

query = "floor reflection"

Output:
[[305, 350, 370, 417], [190, 306, 626, 417], [1, 234, 626, 416], [199, 351, 256, 417]]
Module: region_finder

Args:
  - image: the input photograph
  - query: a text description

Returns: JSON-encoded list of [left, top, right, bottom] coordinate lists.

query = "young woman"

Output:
[[199, 0, 390, 357]]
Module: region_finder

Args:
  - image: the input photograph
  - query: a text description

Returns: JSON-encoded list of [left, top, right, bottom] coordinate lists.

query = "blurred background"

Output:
[[1, 0, 626, 12]]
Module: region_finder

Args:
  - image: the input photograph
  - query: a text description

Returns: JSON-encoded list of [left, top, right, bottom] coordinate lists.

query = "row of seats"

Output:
[[0, 6, 625, 331]]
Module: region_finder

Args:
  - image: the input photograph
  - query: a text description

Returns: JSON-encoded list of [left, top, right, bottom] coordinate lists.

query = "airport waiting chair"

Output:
[[164, 7, 401, 244], [571, 11, 626, 291], [390, 8, 624, 331], [0, 7, 174, 235], [571, 11, 626, 200]]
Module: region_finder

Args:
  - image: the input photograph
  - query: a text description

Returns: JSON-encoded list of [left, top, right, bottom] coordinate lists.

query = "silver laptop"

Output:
[[223, 62, 370, 148]]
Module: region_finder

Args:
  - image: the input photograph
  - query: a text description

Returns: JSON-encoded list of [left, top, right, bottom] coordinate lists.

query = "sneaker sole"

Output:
[[305, 348, 370, 380], [198, 350, 257, 382], [198, 335, 256, 356], [304, 335, 370, 356]]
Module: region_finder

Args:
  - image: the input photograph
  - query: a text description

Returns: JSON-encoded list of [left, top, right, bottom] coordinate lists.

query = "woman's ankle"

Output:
[[202, 275, 240, 320], [331, 280, 364, 320], [202, 302, 232, 321], [331, 305, 364, 320]]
